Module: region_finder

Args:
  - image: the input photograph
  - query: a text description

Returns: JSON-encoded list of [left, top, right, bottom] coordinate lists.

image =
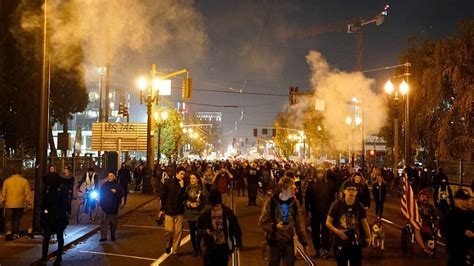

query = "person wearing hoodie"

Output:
[[259, 176, 309, 266], [1, 168, 32, 241], [41, 165, 69, 265], [59, 166, 75, 216], [99, 172, 124, 242], [372, 168, 387, 218], [305, 167, 334, 258]]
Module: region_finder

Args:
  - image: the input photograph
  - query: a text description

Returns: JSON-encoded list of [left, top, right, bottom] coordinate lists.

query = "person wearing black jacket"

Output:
[[353, 172, 371, 210], [246, 162, 262, 206], [99, 172, 124, 242], [41, 165, 69, 265], [159, 166, 186, 257], [305, 167, 334, 258], [442, 189, 473, 266], [198, 188, 242, 266], [60, 166, 74, 216], [117, 163, 132, 205], [372, 168, 387, 218]]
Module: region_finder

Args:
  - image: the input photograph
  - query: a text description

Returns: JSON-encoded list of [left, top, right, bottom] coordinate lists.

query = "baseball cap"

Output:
[[344, 181, 357, 190], [454, 189, 471, 200]]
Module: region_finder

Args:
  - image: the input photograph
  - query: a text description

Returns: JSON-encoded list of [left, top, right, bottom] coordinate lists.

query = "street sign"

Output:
[[91, 122, 147, 151]]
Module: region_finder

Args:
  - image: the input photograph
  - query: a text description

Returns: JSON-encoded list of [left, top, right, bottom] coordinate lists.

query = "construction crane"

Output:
[[299, 5, 389, 71]]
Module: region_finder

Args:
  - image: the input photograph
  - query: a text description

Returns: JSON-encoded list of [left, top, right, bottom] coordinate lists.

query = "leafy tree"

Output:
[[160, 108, 183, 159], [380, 19, 474, 163]]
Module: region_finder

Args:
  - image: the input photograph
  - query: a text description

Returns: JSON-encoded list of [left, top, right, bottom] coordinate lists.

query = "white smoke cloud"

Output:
[[287, 51, 388, 152]]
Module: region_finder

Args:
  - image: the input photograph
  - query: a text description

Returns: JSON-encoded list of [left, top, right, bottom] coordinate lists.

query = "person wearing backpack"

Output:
[[326, 181, 371, 266], [258, 176, 309, 266]]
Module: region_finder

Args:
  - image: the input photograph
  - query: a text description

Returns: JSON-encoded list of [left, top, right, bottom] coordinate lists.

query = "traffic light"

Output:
[[182, 78, 193, 100], [289, 86, 298, 105], [118, 103, 124, 114]]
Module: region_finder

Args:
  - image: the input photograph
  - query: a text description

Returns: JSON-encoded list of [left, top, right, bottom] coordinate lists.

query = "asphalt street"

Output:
[[57, 191, 448, 266]]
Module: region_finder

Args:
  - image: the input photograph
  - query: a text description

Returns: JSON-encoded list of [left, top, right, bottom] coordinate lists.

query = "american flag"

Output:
[[400, 172, 422, 230]]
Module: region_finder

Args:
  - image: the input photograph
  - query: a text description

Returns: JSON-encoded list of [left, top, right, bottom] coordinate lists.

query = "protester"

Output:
[[326, 181, 371, 266], [60, 166, 74, 217], [1, 168, 32, 240], [202, 165, 215, 193], [41, 166, 69, 265], [198, 188, 242, 266], [246, 162, 261, 206], [133, 164, 145, 191], [259, 176, 309, 266], [305, 167, 333, 258], [184, 172, 208, 257], [159, 166, 186, 257], [76, 167, 99, 213], [99, 172, 124, 242], [442, 189, 473, 266], [213, 165, 233, 206], [117, 163, 132, 205], [372, 168, 387, 218]]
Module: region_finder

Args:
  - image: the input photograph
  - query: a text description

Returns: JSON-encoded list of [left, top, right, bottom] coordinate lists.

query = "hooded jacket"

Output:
[[99, 180, 124, 214]]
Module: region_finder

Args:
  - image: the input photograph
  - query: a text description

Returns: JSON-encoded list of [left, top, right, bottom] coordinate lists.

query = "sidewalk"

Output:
[[0, 191, 157, 266]]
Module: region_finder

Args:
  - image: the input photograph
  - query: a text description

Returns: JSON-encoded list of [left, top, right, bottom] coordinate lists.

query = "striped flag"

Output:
[[400, 172, 422, 230]]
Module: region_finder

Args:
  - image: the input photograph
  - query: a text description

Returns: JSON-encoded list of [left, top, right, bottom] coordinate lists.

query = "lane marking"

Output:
[[151, 234, 191, 266], [79, 250, 156, 261], [121, 224, 190, 232]]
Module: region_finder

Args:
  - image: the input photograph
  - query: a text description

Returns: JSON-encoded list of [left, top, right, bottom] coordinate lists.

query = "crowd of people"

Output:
[[0, 158, 472, 266]]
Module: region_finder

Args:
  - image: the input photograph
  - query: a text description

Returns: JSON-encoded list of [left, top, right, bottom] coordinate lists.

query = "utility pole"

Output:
[[33, 0, 50, 235], [404, 61, 410, 165]]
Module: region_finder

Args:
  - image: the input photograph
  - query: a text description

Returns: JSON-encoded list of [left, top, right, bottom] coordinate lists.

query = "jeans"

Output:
[[334, 245, 362, 266], [203, 243, 229, 266], [268, 240, 295, 266], [375, 201, 384, 218], [310, 212, 330, 250], [100, 213, 118, 239], [164, 214, 184, 253], [42, 229, 64, 262], [188, 221, 201, 252], [4, 208, 24, 235]]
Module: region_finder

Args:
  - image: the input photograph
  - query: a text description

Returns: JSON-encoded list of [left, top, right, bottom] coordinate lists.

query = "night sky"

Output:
[[122, 0, 473, 150]]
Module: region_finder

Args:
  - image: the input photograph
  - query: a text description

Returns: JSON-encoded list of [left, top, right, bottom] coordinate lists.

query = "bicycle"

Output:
[[76, 190, 100, 223]]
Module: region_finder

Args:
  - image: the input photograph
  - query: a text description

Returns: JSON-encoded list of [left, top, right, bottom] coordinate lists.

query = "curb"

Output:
[[30, 195, 159, 265]]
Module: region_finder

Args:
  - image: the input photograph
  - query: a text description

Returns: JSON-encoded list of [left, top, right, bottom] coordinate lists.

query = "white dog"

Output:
[[371, 221, 385, 250]]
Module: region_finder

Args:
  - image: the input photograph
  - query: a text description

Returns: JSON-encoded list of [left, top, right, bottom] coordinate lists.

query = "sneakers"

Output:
[[165, 247, 171, 254], [320, 249, 329, 258], [99, 238, 106, 242]]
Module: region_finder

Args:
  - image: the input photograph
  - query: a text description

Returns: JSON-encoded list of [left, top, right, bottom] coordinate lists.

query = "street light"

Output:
[[154, 110, 168, 166], [384, 78, 410, 170], [345, 113, 362, 168]]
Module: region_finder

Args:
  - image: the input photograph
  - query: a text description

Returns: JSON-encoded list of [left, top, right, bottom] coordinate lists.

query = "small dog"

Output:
[[371, 220, 385, 250]]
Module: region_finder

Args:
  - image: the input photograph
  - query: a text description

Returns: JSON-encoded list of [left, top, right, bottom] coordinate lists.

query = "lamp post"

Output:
[[384, 77, 409, 172], [345, 113, 362, 169], [154, 110, 168, 166], [137, 64, 160, 194]]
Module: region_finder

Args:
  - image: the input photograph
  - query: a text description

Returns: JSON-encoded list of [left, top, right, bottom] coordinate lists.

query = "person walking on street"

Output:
[[0, 169, 32, 240], [159, 166, 186, 257], [133, 164, 145, 191], [305, 167, 333, 258], [41, 166, 69, 265], [99, 172, 124, 242], [117, 163, 132, 205], [434, 175, 454, 233], [372, 168, 387, 218], [184, 173, 208, 257], [202, 165, 215, 193], [213, 165, 233, 206], [259, 176, 309, 266], [326, 181, 372, 266], [198, 188, 242, 266], [246, 162, 261, 206], [59, 166, 74, 217], [442, 189, 473, 266]]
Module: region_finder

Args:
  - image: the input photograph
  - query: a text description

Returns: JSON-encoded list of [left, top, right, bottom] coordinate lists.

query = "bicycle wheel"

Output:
[[89, 200, 99, 222], [76, 201, 86, 224]]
